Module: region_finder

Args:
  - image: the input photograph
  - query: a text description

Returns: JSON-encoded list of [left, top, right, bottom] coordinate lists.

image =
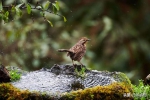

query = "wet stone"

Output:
[[12, 64, 128, 96]]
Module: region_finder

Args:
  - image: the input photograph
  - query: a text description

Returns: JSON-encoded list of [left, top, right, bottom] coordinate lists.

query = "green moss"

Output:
[[0, 83, 29, 100], [113, 72, 132, 86], [0, 83, 53, 100], [62, 82, 133, 100]]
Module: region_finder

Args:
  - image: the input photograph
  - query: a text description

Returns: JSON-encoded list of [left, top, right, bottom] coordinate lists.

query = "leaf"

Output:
[[11, 6, 15, 12], [40, 11, 45, 16], [26, 3, 31, 14], [3, 11, 9, 23], [15, 6, 22, 16], [16, 3, 24, 8], [5, 11, 9, 17], [44, 1, 50, 10], [15, 3, 24, 16], [55, 1, 59, 11], [52, 1, 59, 11], [47, 20, 53, 27], [63, 16, 67, 22], [0, 2, 3, 11], [52, 4, 57, 14]]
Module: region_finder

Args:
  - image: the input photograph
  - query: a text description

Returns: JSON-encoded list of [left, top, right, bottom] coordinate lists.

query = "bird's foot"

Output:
[[73, 64, 78, 67], [80, 64, 86, 68]]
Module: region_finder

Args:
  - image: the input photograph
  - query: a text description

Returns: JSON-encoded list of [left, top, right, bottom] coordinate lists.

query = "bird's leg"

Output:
[[72, 59, 75, 67], [78, 61, 85, 67]]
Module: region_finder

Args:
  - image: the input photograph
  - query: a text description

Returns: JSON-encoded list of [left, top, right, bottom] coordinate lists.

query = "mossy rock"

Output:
[[0, 64, 133, 100], [0, 82, 132, 100], [62, 82, 132, 100]]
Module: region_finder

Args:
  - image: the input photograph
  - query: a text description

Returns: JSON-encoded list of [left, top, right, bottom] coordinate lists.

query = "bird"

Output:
[[58, 37, 90, 66]]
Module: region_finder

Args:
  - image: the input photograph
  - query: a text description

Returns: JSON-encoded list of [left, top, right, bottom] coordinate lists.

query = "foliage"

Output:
[[75, 67, 86, 78], [9, 70, 21, 81], [132, 80, 150, 100], [0, 0, 66, 26]]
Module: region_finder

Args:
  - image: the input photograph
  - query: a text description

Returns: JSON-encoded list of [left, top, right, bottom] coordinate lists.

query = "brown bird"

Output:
[[58, 37, 90, 66]]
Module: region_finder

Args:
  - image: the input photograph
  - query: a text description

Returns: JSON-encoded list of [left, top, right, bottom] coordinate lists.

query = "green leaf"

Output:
[[47, 20, 53, 27], [63, 16, 67, 22], [44, 1, 50, 10], [26, 3, 31, 14], [40, 11, 45, 16], [52, 1, 59, 11], [5, 11, 9, 17], [11, 6, 16, 12], [3, 11, 9, 22], [15, 7, 22, 16], [55, 1, 59, 11], [0, 2, 3, 11], [15, 4, 23, 16], [52, 4, 57, 14]]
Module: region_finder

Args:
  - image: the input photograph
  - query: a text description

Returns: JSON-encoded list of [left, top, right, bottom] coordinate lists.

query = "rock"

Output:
[[9, 64, 133, 99], [0, 64, 10, 83], [145, 74, 150, 85]]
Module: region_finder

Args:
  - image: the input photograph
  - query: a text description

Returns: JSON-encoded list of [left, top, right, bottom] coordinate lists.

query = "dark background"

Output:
[[0, 0, 150, 84]]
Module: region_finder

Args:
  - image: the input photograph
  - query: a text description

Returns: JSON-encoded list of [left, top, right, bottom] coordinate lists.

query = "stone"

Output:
[[10, 64, 132, 99], [0, 64, 10, 83], [145, 74, 150, 85]]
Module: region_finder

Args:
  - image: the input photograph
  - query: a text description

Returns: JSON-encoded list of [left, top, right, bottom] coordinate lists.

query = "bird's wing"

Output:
[[67, 44, 80, 56], [70, 44, 86, 61], [69, 44, 82, 53]]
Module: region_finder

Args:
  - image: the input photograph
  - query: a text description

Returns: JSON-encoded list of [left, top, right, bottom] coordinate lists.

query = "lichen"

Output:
[[61, 82, 133, 100]]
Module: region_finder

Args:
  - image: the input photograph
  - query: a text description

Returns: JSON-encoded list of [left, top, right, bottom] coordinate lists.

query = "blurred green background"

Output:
[[0, 0, 150, 84]]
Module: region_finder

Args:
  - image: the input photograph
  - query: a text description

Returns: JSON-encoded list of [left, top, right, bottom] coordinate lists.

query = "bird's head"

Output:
[[78, 37, 90, 45]]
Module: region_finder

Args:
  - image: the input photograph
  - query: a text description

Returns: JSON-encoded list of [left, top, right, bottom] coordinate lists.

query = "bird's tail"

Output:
[[58, 49, 73, 53]]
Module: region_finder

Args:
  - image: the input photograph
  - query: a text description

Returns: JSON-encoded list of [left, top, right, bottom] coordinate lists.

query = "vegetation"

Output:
[[0, 0, 66, 26], [75, 67, 86, 78], [9, 70, 21, 81], [133, 80, 150, 100]]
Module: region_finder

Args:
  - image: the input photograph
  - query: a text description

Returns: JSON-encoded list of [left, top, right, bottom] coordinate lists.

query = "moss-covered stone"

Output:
[[0, 82, 133, 100], [0, 65, 133, 100], [0, 83, 29, 100], [62, 82, 133, 100], [113, 72, 132, 86], [0, 83, 53, 100]]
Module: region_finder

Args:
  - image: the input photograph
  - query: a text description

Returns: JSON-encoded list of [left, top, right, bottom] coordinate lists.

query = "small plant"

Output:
[[9, 70, 21, 81], [75, 67, 86, 78], [132, 80, 150, 100]]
